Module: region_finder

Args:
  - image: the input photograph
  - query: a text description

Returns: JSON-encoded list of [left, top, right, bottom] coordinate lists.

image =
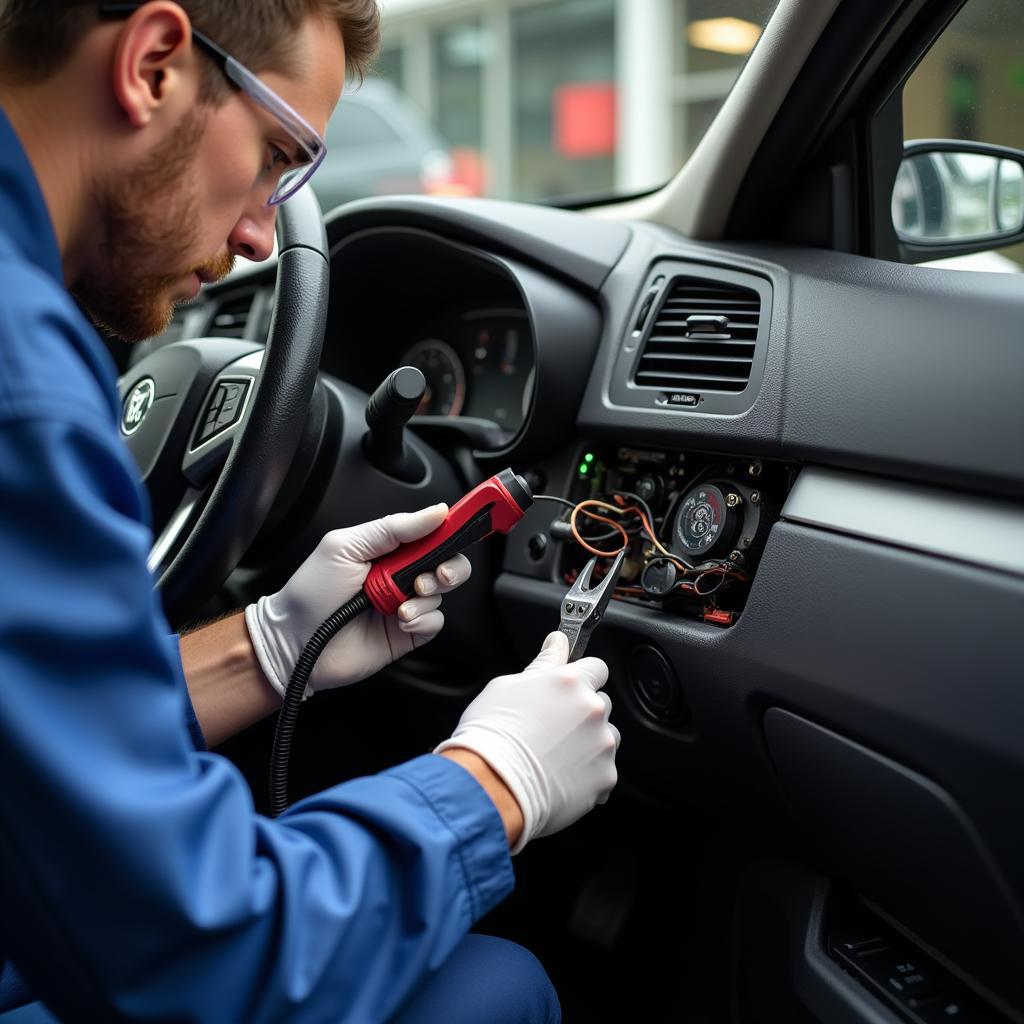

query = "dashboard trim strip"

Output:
[[781, 467, 1024, 578]]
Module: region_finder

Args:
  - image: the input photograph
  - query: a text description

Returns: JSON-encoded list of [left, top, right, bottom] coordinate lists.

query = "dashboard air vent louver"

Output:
[[210, 292, 254, 339], [634, 277, 761, 393]]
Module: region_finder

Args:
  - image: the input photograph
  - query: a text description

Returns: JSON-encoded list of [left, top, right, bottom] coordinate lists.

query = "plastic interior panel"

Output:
[[764, 708, 1024, 1015], [326, 195, 632, 292], [578, 221, 1024, 498], [608, 259, 774, 416], [494, 517, 1024, 1012], [782, 466, 1024, 579]]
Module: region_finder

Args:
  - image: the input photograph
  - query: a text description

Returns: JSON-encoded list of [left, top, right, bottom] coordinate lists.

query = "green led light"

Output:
[[578, 463, 589, 475], [584, 453, 595, 463]]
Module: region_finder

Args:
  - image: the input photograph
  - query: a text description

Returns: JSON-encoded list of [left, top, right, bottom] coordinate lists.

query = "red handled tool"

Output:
[[272, 467, 533, 815], [364, 468, 534, 615]]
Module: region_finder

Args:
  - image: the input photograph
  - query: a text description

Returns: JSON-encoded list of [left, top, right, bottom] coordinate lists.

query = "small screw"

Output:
[[748, 461, 763, 478], [729, 550, 745, 564], [750, 490, 760, 505], [741, 537, 752, 548], [726, 493, 742, 508], [565, 602, 575, 614]]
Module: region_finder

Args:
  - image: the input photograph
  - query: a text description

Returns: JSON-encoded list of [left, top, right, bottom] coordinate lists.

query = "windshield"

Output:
[[310, 0, 779, 212]]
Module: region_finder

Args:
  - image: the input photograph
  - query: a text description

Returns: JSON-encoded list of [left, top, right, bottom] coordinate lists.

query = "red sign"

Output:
[[554, 83, 616, 158]]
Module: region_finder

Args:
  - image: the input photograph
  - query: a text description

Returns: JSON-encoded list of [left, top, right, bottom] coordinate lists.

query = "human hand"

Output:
[[435, 631, 619, 854], [245, 505, 471, 698]]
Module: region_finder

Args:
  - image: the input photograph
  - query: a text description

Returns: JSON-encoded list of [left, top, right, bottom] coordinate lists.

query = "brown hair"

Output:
[[0, 0, 380, 94]]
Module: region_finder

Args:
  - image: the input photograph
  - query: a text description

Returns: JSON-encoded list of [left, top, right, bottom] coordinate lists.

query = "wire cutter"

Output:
[[558, 549, 626, 661]]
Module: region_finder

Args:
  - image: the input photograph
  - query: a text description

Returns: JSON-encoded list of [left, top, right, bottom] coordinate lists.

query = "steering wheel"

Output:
[[117, 187, 330, 630]]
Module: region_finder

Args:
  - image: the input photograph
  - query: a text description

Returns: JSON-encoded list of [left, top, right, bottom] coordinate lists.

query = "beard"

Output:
[[74, 108, 235, 343]]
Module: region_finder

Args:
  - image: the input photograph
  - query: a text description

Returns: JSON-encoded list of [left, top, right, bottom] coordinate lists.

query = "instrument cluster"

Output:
[[399, 308, 535, 438]]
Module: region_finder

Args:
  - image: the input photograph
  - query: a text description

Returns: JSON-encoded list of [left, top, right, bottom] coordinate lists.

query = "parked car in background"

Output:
[[311, 78, 483, 213]]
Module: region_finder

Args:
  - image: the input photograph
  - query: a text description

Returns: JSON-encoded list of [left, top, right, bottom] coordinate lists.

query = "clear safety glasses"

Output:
[[98, 4, 327, 206]]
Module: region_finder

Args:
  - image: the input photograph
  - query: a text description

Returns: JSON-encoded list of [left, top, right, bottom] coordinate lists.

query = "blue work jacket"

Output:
[[0, 108, 513, 1023]]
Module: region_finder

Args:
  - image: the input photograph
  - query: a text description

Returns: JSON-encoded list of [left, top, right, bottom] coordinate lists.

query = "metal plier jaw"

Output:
[[558, 549, 626, 662]]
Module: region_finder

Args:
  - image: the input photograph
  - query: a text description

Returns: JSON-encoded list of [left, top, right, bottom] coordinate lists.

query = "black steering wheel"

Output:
[[117, 187, 330, 630]]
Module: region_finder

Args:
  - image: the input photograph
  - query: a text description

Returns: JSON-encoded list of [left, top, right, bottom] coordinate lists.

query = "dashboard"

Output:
[[394, 308, 534, 430], [135, 195, 1024, 1022]]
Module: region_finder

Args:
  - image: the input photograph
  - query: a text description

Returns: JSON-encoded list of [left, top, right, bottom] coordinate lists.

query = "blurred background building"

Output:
[[317, 0, 776, 208], [311, 0, 1024, 266]]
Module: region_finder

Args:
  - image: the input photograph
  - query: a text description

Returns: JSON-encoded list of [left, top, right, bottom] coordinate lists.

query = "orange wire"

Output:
[[567, 496, 751, 582], [570, 501, 629, 557]]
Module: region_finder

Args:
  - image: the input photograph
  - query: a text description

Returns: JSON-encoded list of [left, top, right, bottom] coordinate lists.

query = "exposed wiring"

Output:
[[693, 570, 727, 596], [570, 501, 630, 557], [539, 491, 749, 588], [611, 491, 693, 568], [575, 505, 642, 544], [533, 494, 578, 512]]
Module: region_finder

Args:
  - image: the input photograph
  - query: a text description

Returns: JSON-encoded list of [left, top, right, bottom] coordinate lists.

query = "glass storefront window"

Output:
[[676, 0, 775, 73], [511, 0, 615, 202], [374, 45, 404, 90], [671, 0, 776, 167], [363, 0, 780, 205], [433, 20, 488, 194]]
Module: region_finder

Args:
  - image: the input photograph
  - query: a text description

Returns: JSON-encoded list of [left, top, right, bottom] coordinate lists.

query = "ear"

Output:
[[110, 1, 196, 129]]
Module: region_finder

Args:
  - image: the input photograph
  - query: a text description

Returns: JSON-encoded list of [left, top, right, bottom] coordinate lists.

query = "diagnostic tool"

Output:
[[365, 468, 533, 615], [270, 468, 534, 815]]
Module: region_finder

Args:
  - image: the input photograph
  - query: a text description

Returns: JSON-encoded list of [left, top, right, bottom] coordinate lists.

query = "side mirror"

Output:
[[893, 140, 1024, 261]]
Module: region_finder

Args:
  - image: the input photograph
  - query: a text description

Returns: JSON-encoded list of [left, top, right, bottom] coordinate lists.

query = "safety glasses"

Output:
[[98, 4, 327, 206]]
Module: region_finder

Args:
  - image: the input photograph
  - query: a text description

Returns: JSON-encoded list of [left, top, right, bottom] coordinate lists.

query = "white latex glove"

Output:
[[435, 631, 619, 855], [245, 504, 470, 698]]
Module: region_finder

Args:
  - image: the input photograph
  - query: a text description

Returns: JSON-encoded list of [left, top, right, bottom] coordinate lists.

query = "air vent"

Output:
[[634, 277, 761, 393], [209, 291, 255, 339]]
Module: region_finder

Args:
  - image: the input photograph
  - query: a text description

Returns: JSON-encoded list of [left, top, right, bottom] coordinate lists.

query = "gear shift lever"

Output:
[[363, 366, 427, 483]]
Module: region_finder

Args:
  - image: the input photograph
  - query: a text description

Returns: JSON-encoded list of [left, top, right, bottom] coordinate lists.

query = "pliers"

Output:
[[558, 549, 626, 661]]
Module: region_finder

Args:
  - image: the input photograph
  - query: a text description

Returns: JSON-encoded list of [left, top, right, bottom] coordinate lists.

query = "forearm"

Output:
[[439, 748, 524, 848], [179, 612, 280, 747], [180, 615, 525, 850]]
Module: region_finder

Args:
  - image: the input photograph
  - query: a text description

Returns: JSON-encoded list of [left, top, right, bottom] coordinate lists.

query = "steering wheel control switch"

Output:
[[191, 377, 252, 450], [551, 446, 793, 628]]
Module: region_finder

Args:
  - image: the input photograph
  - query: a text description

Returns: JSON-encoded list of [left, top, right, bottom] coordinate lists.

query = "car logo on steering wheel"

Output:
[[121, 378, 155, 435]]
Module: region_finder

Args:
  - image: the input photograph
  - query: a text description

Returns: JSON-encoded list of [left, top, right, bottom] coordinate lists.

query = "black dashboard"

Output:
[[321, 227, 538, 444], [138, 195, 1024, 1022]]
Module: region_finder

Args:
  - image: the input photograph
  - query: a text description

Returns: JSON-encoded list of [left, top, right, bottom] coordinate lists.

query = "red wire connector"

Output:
[[703, 609, 734, 627]]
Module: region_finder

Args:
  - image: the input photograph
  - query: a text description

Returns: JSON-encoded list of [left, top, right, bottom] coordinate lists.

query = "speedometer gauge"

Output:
[[401, 339, 466, 417]]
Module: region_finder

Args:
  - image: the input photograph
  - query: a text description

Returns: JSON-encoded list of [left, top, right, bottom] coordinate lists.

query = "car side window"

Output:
[[901, 0, 1024, 270]]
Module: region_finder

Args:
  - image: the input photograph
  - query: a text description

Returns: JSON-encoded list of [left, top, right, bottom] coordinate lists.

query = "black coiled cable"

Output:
[[269, 592, 372, 816]]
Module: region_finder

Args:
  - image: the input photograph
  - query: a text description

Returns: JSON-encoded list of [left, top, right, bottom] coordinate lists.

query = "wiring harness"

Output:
[[533, 491, 748, 601]]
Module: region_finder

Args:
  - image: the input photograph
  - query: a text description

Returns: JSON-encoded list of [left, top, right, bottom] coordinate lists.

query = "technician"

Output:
[[0, 2, 619, 1022]]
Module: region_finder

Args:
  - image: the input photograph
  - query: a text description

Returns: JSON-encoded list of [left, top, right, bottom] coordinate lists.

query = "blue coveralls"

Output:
[[0, 108, 559, 1024]]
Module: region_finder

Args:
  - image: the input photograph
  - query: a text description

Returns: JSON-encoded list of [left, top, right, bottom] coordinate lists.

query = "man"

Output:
[[0, 2, 620, 1022]]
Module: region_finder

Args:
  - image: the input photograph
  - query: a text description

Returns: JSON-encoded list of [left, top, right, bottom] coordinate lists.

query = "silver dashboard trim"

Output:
[[781, 467, 1024, 579]]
